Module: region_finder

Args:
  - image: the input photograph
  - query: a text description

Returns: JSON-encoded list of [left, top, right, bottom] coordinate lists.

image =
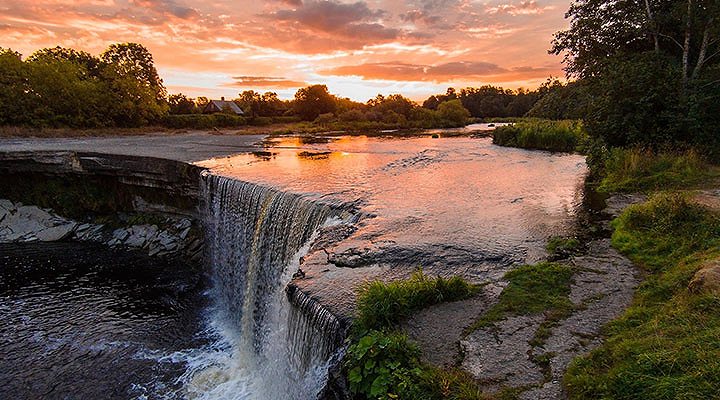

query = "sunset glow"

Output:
[[0, 0, 571, 100]]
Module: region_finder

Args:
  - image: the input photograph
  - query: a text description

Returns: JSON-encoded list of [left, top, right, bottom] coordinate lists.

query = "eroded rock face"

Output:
[[0, 199, 202, 262], [689, 260, 720, 294]]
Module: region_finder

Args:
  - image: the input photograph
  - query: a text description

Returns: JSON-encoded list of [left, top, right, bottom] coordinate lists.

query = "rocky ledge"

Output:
[[0, 199, 203, 262]]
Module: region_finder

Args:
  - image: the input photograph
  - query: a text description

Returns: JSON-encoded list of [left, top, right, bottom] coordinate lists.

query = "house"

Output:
[[203, 97, 244, 115]]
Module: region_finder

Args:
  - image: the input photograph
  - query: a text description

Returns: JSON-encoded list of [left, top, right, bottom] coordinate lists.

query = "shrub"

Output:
[[345, 330, 429, 400]]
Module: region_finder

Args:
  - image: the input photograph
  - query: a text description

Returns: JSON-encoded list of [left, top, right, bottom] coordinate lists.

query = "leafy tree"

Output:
[[292, 84, 337, 120], [168, 93, 198, 114], [0, 48, 33, 126], [27, 46, 102, 77], [101, 43, 166, 100], [552, 0, 720, 152], [437, 99, 471, 125], [368, 94, 416, 118]]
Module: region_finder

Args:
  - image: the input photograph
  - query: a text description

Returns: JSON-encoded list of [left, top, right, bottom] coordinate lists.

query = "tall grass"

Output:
[[355, 269, 477, 333], [564, 193, 720, 399], [598, 147, 716, 193], [492, 119, 587, 152]]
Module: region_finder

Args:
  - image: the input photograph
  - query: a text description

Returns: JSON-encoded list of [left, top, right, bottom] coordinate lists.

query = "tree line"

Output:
[[0, 43, 585, 130]]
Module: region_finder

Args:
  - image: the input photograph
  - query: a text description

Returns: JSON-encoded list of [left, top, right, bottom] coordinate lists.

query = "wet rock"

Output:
[[688, 260, 720, 294], [404, 292, 495, 368], [604, 194, 646, 218], [460, 315, 546, 390]]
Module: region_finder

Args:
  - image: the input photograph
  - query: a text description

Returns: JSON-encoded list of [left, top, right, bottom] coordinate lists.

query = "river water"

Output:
[[0, 134, 587, 399]]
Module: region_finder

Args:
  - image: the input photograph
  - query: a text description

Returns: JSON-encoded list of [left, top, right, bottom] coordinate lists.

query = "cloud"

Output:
[[320, 61, 509, 81], [131, 0, 200, 19], [486, 0, 554, 15], [226, 76, 307, 88], [269, 0, 399, 40]]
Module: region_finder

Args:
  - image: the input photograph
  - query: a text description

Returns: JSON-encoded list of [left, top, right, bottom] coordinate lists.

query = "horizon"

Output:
[[0, 0, 571, 101]]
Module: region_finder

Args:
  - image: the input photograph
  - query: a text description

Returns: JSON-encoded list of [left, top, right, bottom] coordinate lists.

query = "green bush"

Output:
[[492, 120, 587, 152], [355, 269, 477, 333], [346, 330, 429, 400]]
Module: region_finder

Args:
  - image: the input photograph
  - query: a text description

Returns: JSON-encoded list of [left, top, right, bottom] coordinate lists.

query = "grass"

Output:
[[346, 270, 496, 400], [546, 236, 581, 258], [492, 119, 587, 153], [467, 262, 575, 333], [354, 269, 478, 333], [597, 148, 719, 193], [564, 193, 720, 399]]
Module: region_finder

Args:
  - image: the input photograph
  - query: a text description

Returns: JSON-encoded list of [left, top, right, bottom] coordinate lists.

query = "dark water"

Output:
[[0, 242, 208, 399]]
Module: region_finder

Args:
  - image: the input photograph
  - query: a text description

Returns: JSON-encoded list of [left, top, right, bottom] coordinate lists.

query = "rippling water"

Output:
[[0, 242, 208, 399], [199, 135, 588, 275]]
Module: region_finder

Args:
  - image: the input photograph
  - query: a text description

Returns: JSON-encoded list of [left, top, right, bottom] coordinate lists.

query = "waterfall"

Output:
[[183, 173, 349, 400]]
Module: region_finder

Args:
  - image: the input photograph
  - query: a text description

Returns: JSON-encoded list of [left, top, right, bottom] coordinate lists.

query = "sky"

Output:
[[0, 0, 572, 101]]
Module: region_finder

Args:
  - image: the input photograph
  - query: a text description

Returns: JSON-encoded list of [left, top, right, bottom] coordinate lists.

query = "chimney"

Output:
[[221, 96, 225, 101]]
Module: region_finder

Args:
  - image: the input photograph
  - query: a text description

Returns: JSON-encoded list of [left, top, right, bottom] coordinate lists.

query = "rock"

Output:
[[36, 223, 77, 241], [124, 227, 148, 248], [16, 205, 54, 224], [111, 228, 130, 242], [460, 315, 546, 390], [688, 260, 720, 294], [0, 199, 15, 212]]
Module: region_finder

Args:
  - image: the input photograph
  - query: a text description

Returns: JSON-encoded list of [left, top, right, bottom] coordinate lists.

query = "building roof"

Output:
[[206, 100, 244, 115]]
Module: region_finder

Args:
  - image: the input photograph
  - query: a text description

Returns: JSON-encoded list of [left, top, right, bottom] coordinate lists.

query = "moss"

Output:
[[564, 193, 720, 400], [468, 262, 575, 333], [546, 236, 581, 258]]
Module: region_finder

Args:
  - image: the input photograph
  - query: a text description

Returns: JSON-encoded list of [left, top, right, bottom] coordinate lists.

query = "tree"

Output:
[[292, 85, 337, 121], [168, 93, 198, 114], [437, 100, 471, 125], [27, 46, 102, 77], [101, 43, 166, 100], [552, 0, 720, 151]]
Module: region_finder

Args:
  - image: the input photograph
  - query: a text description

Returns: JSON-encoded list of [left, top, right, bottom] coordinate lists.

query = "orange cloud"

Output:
[[0, 0, 571, 99], [225, 76, 307, 89]]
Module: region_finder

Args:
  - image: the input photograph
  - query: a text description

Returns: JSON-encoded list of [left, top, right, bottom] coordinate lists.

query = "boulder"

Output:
[[688, 260, 720, 294]]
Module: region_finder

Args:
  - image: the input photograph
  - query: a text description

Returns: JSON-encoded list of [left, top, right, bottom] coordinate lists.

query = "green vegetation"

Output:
[[546, 236, 581, 258], [346, 270, 491, 400], [552, 0, 719, 157], [468, 262, 575, 333], [161, 114, 248, 129], [596, 148, 719, 193], [492, 120, 587, 153], [0, 44, 167, 128], [564, 193, 720, 399], [354, 270, 477, 333]]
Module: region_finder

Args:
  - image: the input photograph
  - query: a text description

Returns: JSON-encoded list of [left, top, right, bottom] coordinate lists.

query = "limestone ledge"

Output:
[[0, 198, 202, 261]]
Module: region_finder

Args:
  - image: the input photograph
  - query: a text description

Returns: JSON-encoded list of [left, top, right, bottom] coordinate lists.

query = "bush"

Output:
[[346, 330, 429, 400], [492, 119, 587, 152]]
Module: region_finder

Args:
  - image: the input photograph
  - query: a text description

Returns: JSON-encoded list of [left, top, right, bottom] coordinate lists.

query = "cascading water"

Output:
[[175, 173, 351, 400]]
